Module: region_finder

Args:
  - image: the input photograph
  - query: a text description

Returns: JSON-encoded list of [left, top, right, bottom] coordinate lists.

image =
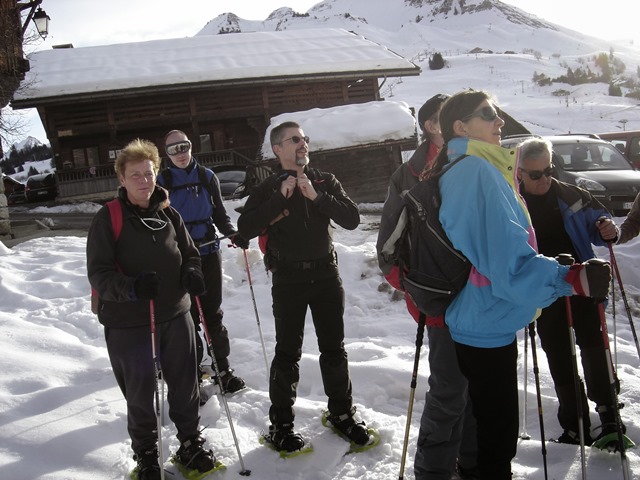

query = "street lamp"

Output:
[[18, 1, 50, 39], [32, 7, 50, 39]]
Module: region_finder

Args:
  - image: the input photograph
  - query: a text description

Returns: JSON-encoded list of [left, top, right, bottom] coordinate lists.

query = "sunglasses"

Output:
[[165, 141, 191, 156], [519, 165, 555, 181], [279, 135, 309, 145], [461, 106, 500, 123]]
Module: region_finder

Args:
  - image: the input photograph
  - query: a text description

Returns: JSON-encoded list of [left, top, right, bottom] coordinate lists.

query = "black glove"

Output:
[[567, 258, 611, 301], [231, 233, 250, 250], [183, 267, 206, 296], [134, 271, 160, 300]]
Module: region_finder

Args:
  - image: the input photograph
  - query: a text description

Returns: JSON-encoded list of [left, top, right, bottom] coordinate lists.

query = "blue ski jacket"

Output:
[[439, 137, 574, 348], [544, 179, 613, 262], [157, 158, 236, 256]]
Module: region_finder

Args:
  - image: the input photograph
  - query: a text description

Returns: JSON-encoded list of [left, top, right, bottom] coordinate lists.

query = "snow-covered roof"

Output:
[[260, 100, 416, 159], [13, 28, 419, 104]]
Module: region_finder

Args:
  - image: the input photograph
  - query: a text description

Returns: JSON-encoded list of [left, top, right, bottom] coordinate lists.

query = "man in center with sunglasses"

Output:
[[158, 130, 248, 396], [237, 121, 372, 454], [518, 137, 624, 448]]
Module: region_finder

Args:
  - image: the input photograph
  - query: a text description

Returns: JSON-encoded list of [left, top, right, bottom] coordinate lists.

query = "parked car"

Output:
[[596, 130, 640, 168], [212, 166, 247, 199], [502, 134, 640, 216], [7, 182, 27, 205], [25, 173, 58, 203]]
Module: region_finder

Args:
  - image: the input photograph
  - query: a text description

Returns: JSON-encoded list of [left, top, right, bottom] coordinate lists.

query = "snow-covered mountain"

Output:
[[196, 0, 640, 135], [6, 136, 44, 154]]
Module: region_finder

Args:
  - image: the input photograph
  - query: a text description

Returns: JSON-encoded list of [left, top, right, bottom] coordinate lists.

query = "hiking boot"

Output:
[[326, 407, 371, 446], [213, 368, 246, 393], [174, 436, 216, 473], [555, 429, 594, 446], [133, 446, 161, 480], [454, 461, 480, 480], [267, 423, 306, 452]]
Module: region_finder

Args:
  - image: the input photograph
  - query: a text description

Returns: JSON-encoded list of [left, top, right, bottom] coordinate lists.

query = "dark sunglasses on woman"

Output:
[[461, 106, 500, 123]]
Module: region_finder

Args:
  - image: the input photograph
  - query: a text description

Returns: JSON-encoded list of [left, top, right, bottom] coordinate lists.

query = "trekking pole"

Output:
[[149, 300, 166, 480], [557, 253, 587, 480], [195, 296, 251, 476], [198, 233, 234, 249], [607, 243, 640, 361], [520, 327, 531, 440], [398, 313, 426, 480], [597, 300, 632, 480], [611, 275, 618, 368], [527, 322, 549, 480], [243, 249, 270, 381]]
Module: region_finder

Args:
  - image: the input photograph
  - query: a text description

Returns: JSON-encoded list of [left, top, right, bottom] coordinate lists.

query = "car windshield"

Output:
[[216, 170, 245, 182], [553, 142, 633, 171]]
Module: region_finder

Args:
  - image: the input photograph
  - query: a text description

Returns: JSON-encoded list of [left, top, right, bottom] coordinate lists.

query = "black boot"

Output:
[[266, 423, 306, 452], [175, 436, 216, 473], [326, 406, 371, 446], [133, 446, 161, 480]]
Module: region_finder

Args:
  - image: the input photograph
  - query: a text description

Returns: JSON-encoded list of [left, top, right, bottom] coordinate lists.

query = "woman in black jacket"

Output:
[[87, 138, 215, 480]]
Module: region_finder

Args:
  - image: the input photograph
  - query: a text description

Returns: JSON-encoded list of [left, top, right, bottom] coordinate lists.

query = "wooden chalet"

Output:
[[10, 28, 420, 200]]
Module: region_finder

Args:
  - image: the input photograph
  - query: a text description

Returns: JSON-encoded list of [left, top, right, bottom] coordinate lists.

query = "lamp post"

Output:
[[18, 0, 50, 39]]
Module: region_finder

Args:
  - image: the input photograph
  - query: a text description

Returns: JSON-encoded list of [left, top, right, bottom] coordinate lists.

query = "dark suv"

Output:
[[25, 173, 58, 203], [502, 134, 640, 216]]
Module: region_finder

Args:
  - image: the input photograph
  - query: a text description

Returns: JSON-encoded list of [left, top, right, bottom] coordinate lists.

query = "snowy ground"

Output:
[[0, 199, 639, 479]]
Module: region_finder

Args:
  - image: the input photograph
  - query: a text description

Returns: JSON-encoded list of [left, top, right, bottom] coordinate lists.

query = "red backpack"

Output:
[[90, 200, 123, 314]]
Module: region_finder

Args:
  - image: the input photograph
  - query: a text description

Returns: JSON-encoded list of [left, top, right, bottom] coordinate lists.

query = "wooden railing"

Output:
[[55, 147, 261, 199]]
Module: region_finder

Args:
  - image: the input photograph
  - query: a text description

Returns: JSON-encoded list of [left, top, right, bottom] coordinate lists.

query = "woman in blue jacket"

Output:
[[425, 90, 612, 479]]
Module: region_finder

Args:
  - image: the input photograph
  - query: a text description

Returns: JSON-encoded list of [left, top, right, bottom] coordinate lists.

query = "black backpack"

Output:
[[397, 155, 471, 317]]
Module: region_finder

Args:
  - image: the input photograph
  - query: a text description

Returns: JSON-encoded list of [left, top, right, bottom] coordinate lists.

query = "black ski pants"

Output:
[[536, 296, 613, 432], [190, 250, 231, 372], [268, 274, 353, 425], [454, 339, 518, 480], [105, 312, 200, 453]]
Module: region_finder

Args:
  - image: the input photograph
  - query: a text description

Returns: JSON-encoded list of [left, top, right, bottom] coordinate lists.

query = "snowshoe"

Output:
[[591, 432, 636, 452], [170, 457, 226, 480], [171, 436, 221, 478], [260, 424, 312, 458], [322, 409, 380, 453], [212, 368, 247, 394]]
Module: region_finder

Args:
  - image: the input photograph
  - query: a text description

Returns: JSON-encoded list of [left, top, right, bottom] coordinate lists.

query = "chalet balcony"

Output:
[[54, 146, 271, 200]]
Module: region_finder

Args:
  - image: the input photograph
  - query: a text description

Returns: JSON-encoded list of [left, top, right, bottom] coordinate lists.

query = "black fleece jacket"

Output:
[[237, 166, 359, 263], [86, 186, 202, 327]]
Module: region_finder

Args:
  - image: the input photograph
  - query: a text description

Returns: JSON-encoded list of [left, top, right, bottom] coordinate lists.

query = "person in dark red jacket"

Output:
[[376, 94, 479, 479], [87, 139, 215, 480]]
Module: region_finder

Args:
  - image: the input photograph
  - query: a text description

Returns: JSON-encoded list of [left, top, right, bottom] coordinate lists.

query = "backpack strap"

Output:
[[106, 199, 123, 241], [197, 164, 216, 199], [91, 199, 123, 314]]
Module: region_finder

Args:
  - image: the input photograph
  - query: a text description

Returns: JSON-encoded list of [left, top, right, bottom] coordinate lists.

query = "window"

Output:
[[72, 146, 101, 167], [200, 134, 212, 152]]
